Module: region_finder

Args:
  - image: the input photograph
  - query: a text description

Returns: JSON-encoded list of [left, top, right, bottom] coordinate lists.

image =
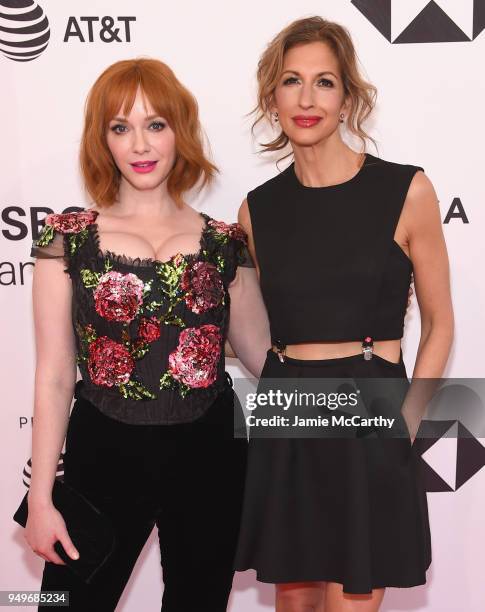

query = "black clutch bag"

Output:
[[13, 479, 117, 584]]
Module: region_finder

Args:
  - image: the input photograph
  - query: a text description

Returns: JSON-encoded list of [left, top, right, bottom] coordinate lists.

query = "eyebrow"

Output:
[[111, 114, 162, 122], [282, 70, 339, 80]]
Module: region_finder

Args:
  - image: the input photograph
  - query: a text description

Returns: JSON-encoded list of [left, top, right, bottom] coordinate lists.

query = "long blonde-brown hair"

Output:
[[80, 58, 217, 208], [251, 16, 377, 156]]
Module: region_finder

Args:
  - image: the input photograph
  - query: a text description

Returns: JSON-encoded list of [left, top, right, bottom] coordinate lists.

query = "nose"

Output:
[[298, 81, 315, 109], [132, 127, 150, 154]]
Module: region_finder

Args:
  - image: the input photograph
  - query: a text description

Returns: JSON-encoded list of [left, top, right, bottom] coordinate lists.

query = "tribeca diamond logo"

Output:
[[412, 382, 485, 492], [414, 420, 485, 492], [352, 0, 485, 43]]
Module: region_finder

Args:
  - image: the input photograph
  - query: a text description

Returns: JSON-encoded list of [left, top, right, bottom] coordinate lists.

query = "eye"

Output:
[[110, 124, 127, 134], [317, 78, 334, 87], [149, 121, 165, 131], [282, 76, 299, 85]]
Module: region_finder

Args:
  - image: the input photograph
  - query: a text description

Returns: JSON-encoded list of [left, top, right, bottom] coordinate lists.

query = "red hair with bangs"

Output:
[[79, 58, 217, 207]]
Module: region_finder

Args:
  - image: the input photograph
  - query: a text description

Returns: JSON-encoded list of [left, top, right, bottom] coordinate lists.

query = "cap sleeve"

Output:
[[224, 224, 255, 286], [205, 217, 255, 284], [235, 237, 255, 268], [30, 233, 65, 259], [30, 225, 66, 259]]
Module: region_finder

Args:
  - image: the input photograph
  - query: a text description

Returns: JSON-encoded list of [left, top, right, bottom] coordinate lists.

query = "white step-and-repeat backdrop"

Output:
[[2, 1, 484, 610]]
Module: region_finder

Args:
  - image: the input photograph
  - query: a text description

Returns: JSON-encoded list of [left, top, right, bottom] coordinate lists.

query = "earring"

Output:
[[339, 113, 345, 123], [273, 111, 279, 122]]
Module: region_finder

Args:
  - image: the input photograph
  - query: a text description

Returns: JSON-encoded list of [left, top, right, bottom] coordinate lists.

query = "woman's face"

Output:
[[272, 41, 349, 148], [106, 87, 176, 192]]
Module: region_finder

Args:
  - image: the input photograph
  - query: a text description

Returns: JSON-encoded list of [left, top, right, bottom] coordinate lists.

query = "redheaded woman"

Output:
[[23, 58, 269, 611]]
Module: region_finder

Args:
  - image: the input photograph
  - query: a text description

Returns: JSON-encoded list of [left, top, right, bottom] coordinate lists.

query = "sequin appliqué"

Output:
[[33, 210, 248, 401]]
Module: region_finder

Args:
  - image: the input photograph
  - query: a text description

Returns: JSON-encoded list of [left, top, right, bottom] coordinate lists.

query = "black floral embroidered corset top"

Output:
[[30, 209, 254, 425]]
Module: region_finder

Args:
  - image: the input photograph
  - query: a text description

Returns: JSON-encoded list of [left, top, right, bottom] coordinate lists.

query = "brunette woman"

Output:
[[234, 17, 453, 612]]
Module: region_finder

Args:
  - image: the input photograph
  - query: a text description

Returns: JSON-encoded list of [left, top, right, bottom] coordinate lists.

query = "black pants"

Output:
[[39, 379, 248, 611]]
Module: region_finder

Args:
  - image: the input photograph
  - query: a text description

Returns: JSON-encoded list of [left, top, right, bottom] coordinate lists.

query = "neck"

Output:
[[112, 178, 182, 219], [291, 138, 365, 188]]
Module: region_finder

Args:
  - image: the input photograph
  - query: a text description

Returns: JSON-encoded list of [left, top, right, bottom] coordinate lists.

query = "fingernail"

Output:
[[73, 552, 79, 560]]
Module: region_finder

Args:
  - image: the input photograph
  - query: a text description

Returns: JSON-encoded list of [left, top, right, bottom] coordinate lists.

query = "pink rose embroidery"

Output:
[[88, 336, 135, 387], [93, 271, 145, 323], [167, 324, 221, 388], [181, 261, 224, 314], [45, 210, 98, 233], [207, 219, 248, 244], [138, 316, 161, 343]]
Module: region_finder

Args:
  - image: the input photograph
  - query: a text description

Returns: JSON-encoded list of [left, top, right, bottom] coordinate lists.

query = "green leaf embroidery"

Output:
[[159, 371, 176, 390], [131, 341, 150, 359], [68, 228, 89, 255], [80, 269, 101, 289], [36, 225, 55, 247], [215, 254, 225, 274], [144, 300, 165, 313], [118, 380, 156, 400], [143, 280, 153, 298], [163, 314, 185, 328], [178, 383, 191, 398], [207, 228, 229, 246], [155, 258, 188, 299], [75, 323, 97, 362], [68, 234, 76, 256], [159, 371, 191, 398], [104, 257, 113, 272]]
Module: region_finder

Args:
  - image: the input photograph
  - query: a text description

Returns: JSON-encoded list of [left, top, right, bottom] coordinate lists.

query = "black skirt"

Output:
[[233, 348, 431, 594]]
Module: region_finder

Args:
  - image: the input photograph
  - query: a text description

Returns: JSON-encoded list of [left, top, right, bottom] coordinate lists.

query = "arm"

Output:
[[406, 171, 454, 378], [400, 171, 454, 441], [238, 198, 261, 278], [25, 235, 79, 564], [227, 265, 271, 378], [225, 199, 271, 375]]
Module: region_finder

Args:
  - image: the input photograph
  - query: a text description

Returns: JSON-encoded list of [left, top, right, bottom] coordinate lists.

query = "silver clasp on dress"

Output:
[[362, 336, 374, 361], [274, 340, 287, 363]]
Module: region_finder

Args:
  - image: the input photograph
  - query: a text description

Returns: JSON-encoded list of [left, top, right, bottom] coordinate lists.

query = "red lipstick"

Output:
[[292, 116, 322, 128], [130, 161, 158, 174]]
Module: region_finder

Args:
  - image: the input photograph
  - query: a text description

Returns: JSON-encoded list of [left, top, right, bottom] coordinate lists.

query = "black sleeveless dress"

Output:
[[233, 153, 432, 594]]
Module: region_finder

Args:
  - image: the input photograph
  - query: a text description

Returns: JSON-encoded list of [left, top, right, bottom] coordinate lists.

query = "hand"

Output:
[[24, 499, 79, 565], [225, 339, 236, 359]]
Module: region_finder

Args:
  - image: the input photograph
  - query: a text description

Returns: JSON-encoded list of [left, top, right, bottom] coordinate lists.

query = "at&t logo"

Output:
[[0, 0, 50, 62], [63, 16, 136, 43]]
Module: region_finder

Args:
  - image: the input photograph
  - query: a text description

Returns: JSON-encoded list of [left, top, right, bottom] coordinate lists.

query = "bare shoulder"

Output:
[[405, 169, 439, 209], [402, 169, 441, 228]]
